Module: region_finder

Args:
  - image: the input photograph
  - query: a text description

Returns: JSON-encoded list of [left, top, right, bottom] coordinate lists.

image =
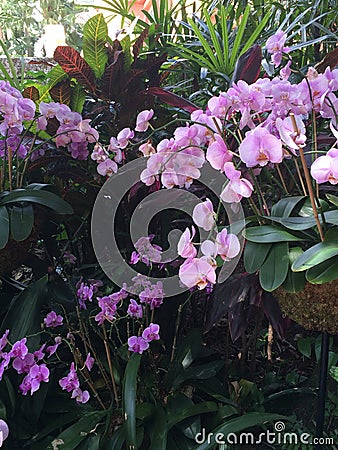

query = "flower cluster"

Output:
[[131, 234, 162, 266], [0, 81, 36, 159], [128, 323, 160, 354], [59, 361, 90, 404], [37, 102, 99, 160], [177, 199, 240, 289], [0, 332, 50, 395]]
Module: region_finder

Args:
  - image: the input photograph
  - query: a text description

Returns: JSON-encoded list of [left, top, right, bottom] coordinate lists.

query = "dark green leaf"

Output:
[[271, 196, 305, 217], [171, 361, 224, 391], [280, 216, 317, 230], [326, 194, 338, 208], [244, 241, 271, 273], [53, 411, 106, 450], [297, 337, 312, 358], [305, 256, 338, 284], [70, 83, 86, 113], [244, 226, 301, 243], [123, 353, 141, 450], [292, 228, 338, 271], [299, 198, 329, 217], [0, 189, 73, 214], [9, 204, 34, 241], [192, 413, 287, 450], [149, 406, 167, 450], [0, 206, 9, 249], [0, 275, 48, 344], [259, 243, 289, 291]]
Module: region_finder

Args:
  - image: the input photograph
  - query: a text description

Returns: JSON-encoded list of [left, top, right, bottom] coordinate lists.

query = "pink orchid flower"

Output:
[[179, 257, 216, 290], [135, 109, 154, 132], [221, 162, 254, 203], [192, 199, 215, 231], [216, 229, 240, 260], [206, 134, 232, 171], [310, 148, 338, 184], [177, 227, 197, 259], [239, 127, 283, 167]]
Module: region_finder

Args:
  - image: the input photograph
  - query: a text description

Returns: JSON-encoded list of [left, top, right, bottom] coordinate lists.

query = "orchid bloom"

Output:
[[177, 227, 197, 259], [311, 148, 338, 184], [192, 199, 216, 231], [221, 162, 254, 203], [239, 127, 283, 167], [179, 257, 216, 290]]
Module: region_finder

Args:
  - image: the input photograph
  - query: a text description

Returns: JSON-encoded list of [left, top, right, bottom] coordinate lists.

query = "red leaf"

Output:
[[54, 46, 96, 92], [101, 51, 124, 99], [231, 44, 262, 85], [49, 80, 71, 105], [147, 87, 198, 113], [315, 47, 338, 73], [23, 86, 39, 102], [123, 69, 145, 91], [133, 28, 149, 60]]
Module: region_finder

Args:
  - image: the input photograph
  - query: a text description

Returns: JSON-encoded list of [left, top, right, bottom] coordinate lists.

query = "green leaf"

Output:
[[149, 406, 167, 450], [229, 5, 250, 68], [305, 256, 338, 284], [282, 247, 306, 293], [297, 337, 312, 358], [9, 204, 34, 241], [271, 196, 305, 217], [47, 64, 68, 89], [0, 206, 9, 249], [123, 353, 141, 450], [244, 226, 300, 243], [103, 426, 125, 450], [244, 241, 271, 273], [326, 193, 338, 207], [280, 216, 317, 230], [53, 411, 106, 450], [192, 413, 286, 450], [70, 83, 86, 113], [292, 228, 338, 272], [0, 275, 48, 344], [83, 14, 109, 79], [259, 242, 289, 291], [171, 361, 224, 391], [330, 366, 338, 383], [0, 189, 73, 214], [299, 198, 329, 217]]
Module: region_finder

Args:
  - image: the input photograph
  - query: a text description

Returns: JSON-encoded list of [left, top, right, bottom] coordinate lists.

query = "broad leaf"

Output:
[[244, 241, 271, 273], [259, 242, 289, 291], [0, 275, 48, 344], [0, 206, 9, 249], [101, 51, 124, 100], [292, 228, 338, 272], [70, 83, 86, 113], [9, 204, 34, 241], [271, 196, 305, 217], [47, 64, 69, 89], [54, 46, 96, 92], [231, 44, 262, 85], [83, 14, 108, 79], [244, 226, 300, 243], [0, 189, 73, 214], [22, 86, 39, 101], [306, 257, 338, 284], [133, 28, 149, 60], [49, 80, 71, 105]]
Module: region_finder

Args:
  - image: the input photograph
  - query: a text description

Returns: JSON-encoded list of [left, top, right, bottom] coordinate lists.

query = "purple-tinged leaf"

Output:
[[231, 44, 262, 85], [262, 291, 290, 339], [147, 87, 198, 113]]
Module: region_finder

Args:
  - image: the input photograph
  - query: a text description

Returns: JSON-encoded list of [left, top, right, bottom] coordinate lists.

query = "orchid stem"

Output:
[[290, 113, 324, 241]]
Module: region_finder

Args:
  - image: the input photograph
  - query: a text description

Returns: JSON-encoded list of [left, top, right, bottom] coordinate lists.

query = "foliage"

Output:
[[0, 0, 86, 56]]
